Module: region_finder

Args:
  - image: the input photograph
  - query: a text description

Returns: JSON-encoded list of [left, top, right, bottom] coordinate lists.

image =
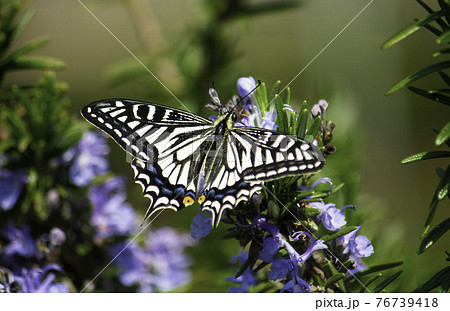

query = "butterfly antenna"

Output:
[[225, 80, 261, 119]]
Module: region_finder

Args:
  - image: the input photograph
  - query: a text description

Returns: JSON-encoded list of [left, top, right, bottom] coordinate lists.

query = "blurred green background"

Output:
[[3, 0, 449, 292]]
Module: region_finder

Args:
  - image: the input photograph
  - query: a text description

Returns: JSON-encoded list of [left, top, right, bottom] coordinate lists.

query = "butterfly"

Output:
[[81, 95, 324, 227]]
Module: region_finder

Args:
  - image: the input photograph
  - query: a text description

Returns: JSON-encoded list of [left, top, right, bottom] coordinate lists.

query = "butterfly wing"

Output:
[[81, 99, 217, 220], [81, 99, 213, 162], [195, 133, 262, 227], [230, 127, 324, 182], [191, 126, 324, 227], [81, 99, 325, 228]]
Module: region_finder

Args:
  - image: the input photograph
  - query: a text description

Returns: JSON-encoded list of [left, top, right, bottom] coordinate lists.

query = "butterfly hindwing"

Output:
[[131, 158, 191, 219]]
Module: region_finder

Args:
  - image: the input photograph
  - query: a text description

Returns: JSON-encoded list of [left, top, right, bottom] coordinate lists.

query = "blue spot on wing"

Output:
[[154, 178, 164, 186], [162, 188, 173, 196], [174, 186, 185, 198], [148, 165, 158, 175]]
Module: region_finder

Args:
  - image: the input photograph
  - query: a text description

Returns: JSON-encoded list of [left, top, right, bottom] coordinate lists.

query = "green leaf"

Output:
[[0, 140, 15, 154], [422, 164, 450, 237], [284, 87, 291, 107], [437, 29, 450, 43], [304, 207, 321, 218], [243, 0, 302, 17], [408, 86, 450, 106], [325, 273, 346, 290], [439, 71, 450, 87], [10, 6, 36, 43], [417, 0, 436, 14], [436, 122, 450, 146], [268, 80, 281, 102], [268, 201, 280, 220], [419, 217, 450, 254], [295, 105, 308, 139], [323, 261, 346, 292], [309, 182, 344, 201], [432, 48, 450, 57], [306, 116, 321, 143], [382, 8, 450, 50], [352, 262, 403, 278], [234, 253, 251, 279], [274, 94, 288, 133], [401, 150, 450, 164], [386, 61, 450, 95], [298, 219, 319, 231], [413, 266, 450, 292], [422, 21, 444, 37], [321, 226, 359, 243], [441, 271, 450, 292], [259, 82, 268, 112], [0, 37, 50, 67], [6, 56, 65, 71], [372, 271, 402, 293], [359, 274, 382, 293]]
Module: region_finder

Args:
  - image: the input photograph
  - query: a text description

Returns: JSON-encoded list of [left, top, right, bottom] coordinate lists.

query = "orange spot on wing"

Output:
[[183, 196, 195, 206], [198, 194, 206, 204]]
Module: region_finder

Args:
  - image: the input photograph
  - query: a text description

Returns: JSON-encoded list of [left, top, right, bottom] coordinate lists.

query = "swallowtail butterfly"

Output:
[[81, 96, 324, 227]]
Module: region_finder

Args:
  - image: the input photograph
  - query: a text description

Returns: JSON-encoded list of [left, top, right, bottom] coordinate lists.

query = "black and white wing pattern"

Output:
[[81, 99, 324, 227], [230, 127, 324, 182]]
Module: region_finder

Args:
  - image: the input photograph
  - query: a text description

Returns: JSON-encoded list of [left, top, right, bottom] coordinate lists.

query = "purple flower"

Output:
[[226, 251, 257, 293], [239, 111, 258, 127], [310, 177, 333, 191], [110, 241, 148, 288], [309, 201, 334, 220], [237, 76, 256, 103], [281, 278, 311, 293], [321, 206, 347, 231], [61, 131, 109, 186], [268, 257, 290, 281], [283, 104, 297, 114], [144, 228, 193, 292], [292, 231, 327, 263], [255, 218, 327, 290], [0, 169, 27, 211], [190, 213, 212, 240], [111, 227, 193, 292], [337, 226, 374, 259], [259, 237, 282, 263], [49, 228, 66, 246], [261, 110, 277, 130], [14, 264, 69, 293], [298, 177, 333, 201], [349, 235, 374, 258], [89, 177, 136, 239], [1, 224, 37, 258], [240, 107, 278, 131], [310, 202, 353, 231]]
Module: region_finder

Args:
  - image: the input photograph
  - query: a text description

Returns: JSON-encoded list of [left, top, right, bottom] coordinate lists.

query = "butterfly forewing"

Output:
[[81, 99, 213, 162], [231, 127, 324, 182]]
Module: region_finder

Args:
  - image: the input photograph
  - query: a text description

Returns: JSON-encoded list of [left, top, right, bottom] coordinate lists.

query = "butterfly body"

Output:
[[81, 98, 324, 227]]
